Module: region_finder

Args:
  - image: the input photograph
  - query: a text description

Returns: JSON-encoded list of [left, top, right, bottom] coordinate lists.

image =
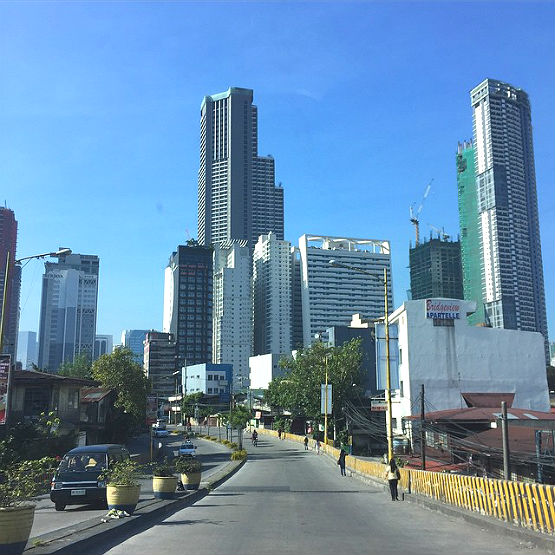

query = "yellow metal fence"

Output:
[[258, 428, 555, 534]]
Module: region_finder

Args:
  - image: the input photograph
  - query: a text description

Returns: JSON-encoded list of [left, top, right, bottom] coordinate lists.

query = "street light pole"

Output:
[[328, 259, 393, 462], [1, 248, 71, 428]]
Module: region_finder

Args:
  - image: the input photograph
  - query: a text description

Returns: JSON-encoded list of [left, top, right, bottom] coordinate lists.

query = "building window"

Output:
[[400, 381, 404, 398]]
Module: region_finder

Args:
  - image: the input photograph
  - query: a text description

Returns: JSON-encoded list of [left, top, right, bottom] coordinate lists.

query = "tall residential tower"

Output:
[[198, 87, 284, 246], [163, 244, 213, 367], [0, 207, 21, 362], [469, 78, 548, 357], [299, 235, 393, 346]]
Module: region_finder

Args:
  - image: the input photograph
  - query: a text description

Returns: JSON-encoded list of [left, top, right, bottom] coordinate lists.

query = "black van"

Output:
[[50, 444, 130, 511]]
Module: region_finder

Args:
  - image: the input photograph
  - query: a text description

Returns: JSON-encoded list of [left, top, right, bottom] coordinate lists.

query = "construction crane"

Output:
[[427, 223, 450, 241], [409, 179, 433, 246]]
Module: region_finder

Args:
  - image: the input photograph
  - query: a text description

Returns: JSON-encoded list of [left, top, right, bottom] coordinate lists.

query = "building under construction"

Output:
[[409, 236, 463, 300]]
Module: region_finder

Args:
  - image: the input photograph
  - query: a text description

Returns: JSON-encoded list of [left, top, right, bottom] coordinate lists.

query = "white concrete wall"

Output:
[[249, 353, 283, 389], [392, 299, 549, 434]]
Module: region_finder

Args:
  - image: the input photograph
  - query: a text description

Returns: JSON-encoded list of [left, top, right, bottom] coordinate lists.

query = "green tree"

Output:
[[265, 339, 363, 426], [91, 348, 150, 430], [227, 405, 251, 429], [58, 353, 92, 379]]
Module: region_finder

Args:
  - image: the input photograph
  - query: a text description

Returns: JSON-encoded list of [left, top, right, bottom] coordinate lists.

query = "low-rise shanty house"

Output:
[[404, 392, 555, 481], [455, 423, 555, 484], [79, 387, 116, 444], [10, 370, 95, 432]]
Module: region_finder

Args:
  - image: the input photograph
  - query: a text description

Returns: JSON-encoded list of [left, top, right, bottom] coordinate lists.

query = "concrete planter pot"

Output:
[[106, 485, 141, 514], [0, 504, 35, 555], [152, 476, 178, 499], [180, 471, 201, 490]]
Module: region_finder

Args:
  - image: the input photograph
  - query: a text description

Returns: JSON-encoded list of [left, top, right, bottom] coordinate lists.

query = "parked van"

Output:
[[50, 444, 130, 511]]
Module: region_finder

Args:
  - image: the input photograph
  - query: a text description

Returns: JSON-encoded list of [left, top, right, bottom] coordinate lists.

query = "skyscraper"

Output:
[[37, 252, 99, 371], [299, 235, 393, 347], [198, 87, 284, 246], [469, 78, 548, 357], [457, 140, 486, 325], [144, 331, 177, 398], [0, 207, 21, 362], [409, 237, 463, 300], [93, 335, 113, 359], [163, 244, 213, 367], [17, 331, 38, 369], [212, 240, 252, 388], [121, 329, 149, 365], [253, 232, 292, 356]]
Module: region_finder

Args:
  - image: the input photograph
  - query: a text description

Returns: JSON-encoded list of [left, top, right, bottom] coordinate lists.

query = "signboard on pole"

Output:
[[0, 354, 11, 426], [320, 383, 332, 415], [371, 399, 387, 412], [145, 395, 157, 425], [375, 323, 399, 390]]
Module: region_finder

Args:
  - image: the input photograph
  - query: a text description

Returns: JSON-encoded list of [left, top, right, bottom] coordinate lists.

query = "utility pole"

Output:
[[501, 401, 510, 480], [384, 267, 393, 463], [324, 357, 329, 446], [535, 430, 543, 484], [420, 383, 426, 470]]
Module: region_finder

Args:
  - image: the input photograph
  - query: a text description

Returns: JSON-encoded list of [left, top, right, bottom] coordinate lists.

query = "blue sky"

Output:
[[1, 1, 554, 346]]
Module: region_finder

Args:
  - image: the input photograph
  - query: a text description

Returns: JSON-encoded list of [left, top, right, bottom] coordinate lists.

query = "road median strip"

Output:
[[24, 457, 246, 555]]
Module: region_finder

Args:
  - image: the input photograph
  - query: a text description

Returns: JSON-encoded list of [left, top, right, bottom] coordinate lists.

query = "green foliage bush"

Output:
[[229, 442, 238, 449], [100, 459, 140, 486], [151, 458, 175, 477], [0, 458, 57, 507], [174, 456, 201, 474], [230, 450, 247, 461]]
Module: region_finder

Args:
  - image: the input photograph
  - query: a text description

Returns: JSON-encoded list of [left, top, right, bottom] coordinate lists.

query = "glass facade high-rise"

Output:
[[37, 252, 99, 371], [0, 207, 21, 362], [121, 329, 149, 365], [198, 87, 284, 246], [457, 140, 486, 325], [163, 244, 213, 367], [409, 237, 463, 301], [469, 78, 548, 358]]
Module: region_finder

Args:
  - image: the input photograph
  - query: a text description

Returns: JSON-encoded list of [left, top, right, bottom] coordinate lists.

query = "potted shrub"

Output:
[[100, 459, 141, 514], [151, 459, 178, 500], [0, 458, 54, 555], [174, 456, 202, 491]]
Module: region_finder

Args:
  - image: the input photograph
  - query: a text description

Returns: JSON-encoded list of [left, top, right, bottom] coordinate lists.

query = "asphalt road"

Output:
[[97, 432, 548, 555], [29, 431, 232, 539]]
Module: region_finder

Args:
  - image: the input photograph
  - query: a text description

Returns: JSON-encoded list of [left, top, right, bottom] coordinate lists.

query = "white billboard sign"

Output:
[[425, 299, 461, 320], [320, 384, 332, 415]]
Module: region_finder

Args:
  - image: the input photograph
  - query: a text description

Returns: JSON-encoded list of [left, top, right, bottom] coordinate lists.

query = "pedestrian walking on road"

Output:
[[304, 436, 309, 450], [277, 428, 282, 440], [315, 438, 321, 454], [337, 449, 347, 476], [385, 458, 401, 501]]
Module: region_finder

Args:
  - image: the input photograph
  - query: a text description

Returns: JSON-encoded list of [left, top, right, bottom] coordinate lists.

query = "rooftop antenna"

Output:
[[409, 179, 433, 246]]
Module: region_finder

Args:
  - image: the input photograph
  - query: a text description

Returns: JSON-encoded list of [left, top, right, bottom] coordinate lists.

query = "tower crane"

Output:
[[409, 179, 433, 246]]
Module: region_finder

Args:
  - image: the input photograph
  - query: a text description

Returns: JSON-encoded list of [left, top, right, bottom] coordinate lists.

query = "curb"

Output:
[[25, 458, 246, 555]]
